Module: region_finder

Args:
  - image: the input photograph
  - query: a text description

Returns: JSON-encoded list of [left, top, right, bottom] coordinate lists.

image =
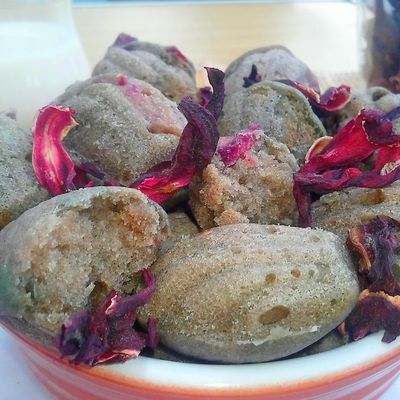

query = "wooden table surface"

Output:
[[73, 1, 365, 89]]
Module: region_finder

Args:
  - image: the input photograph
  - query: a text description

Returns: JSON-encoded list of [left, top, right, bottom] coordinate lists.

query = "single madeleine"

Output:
[[55, 73, 186, 184], [92, 34, 197, 102], [224, 45, 319, 96], [0, 187, 169, 337], [190, 128, 299, 228], [218, 81, 326, 161], [139, 224, 359, 363], [312, 183, 400, 240]]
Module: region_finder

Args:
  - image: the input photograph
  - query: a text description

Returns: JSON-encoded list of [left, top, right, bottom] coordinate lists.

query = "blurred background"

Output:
[[1, 0, 399, 125]]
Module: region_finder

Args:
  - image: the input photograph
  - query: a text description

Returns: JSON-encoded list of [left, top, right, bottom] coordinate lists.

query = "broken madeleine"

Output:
[[189, 127, 299, 228], [0, 187, 169, 339]]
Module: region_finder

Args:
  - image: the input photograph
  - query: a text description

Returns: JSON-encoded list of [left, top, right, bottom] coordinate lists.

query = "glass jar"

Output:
[[360, 0, 400, 92], [0, 0, 90, 127]]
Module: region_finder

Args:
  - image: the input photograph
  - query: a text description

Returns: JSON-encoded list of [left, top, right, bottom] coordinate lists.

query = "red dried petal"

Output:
[[32, 105, 78, 196], [131, 68, 224, 203], [278, 80, 351, 113], [302, 113, 377, 174], [374, 147, 400, 173], [57, 270, 157, 366], [73, 162, 106, 189], [344, 290, 400, 343], [363, 107, 400, 145], [347, 216, 400, 295], [199, 86, 213, 107], [305, 136, 332, 163], [203, 67, 225, 120], [217, 126, 262, 167]]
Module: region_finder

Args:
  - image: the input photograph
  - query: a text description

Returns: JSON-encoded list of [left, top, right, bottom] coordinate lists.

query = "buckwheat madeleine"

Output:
[[312, 183, 400, 239], [0, 115, 49, 229], [189, 127, 299, 228], [92, 34, 197, 102], [138, 224, 359, 363], [218, 81, 326, 161], [224, 45, 319, 96], [0, 187, 169, 339], [55, 73, 186, 184]]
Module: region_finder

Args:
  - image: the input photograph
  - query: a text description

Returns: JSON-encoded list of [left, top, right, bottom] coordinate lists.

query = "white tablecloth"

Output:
[[0, 327, 399, 399]]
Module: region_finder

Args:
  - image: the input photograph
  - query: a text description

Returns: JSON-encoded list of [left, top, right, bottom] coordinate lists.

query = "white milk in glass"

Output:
[[0, 21, 89, 128]]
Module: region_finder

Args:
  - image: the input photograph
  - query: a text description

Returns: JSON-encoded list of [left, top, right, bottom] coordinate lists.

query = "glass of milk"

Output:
[[0, 0, 90, 127]]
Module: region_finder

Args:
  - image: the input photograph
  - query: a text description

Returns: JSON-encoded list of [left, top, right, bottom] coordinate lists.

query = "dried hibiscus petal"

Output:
[[344, 290, 400, 343], [32, 105, 78, 196], [199, 86, 213, 108], [131, 68, 224, 203], [131, 98, 219, 203], [57, 269, 157, 367], [203, 67, 225, 120], [73, 162, 106, 189], [217, 125, 262, 167], [347, 216, 400, 295], [294, 107, 400, 226], [243, 64, 262, 88], [278, 79, 351, 113]]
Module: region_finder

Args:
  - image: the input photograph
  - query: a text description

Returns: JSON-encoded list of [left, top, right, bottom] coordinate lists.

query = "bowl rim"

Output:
[[5, 323, 400, 396]]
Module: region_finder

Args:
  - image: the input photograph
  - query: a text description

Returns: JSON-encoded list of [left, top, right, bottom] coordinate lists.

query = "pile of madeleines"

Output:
[[1, 34, 400, 365]]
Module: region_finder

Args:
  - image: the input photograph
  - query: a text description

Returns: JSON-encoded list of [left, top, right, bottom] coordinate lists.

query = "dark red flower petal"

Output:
[[362, 107, 400, 146], [57, 270, 157, 367], [131, 98, 218, 203], [217, 126, 261, 167], [203, 67, 225, 120], [344, 290, 400, 343], [302, 112, 377, 174], [347, 216, 400, 296], [304, 136, 332, 163], [73, 162, 106, 189], [278, 80, 351, 113], [199, 86, 213, 108], [131, 68, 224, 204], [243, 64, 262, 88], [374, 147, 400, 174], [32, 105, 78, 196]]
